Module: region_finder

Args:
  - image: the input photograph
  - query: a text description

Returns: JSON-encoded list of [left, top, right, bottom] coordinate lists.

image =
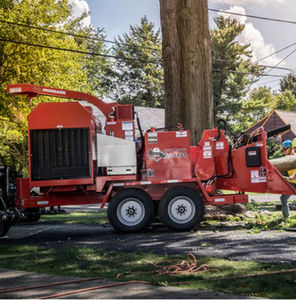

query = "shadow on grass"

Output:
[[0, 245, 296, 298]]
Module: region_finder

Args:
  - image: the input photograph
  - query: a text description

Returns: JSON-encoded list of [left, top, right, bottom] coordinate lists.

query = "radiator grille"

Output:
[[30, 128, 91, 181]]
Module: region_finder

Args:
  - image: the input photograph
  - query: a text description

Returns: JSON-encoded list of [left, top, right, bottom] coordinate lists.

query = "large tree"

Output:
[[0, 0, 105, 173], [112, 16, 164, 107], [159, 0, 214, 144], [211, 16, 262, 123]]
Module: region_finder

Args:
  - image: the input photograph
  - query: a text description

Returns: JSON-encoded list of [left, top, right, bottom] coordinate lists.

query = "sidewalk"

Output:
[[0, 269, 260, 299]]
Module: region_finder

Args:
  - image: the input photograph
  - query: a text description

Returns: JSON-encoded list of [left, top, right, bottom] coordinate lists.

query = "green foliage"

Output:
[[205, 205, 296, 233], [83, 28, 114, 97], [112, 16, 164, 108], [280, 73, 296, 97], [274, 90, 296, 111], [233, 86, 296, 136], [267, 137, 285, 159], [211, 16, 262, 126], [0, 0, 108, 173]]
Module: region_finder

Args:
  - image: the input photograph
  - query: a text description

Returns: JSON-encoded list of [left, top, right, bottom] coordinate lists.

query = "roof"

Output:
[[275, 110, 296, 135]]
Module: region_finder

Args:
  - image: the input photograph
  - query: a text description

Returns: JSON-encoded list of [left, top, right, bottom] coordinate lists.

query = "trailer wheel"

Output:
[[0, 216, 10, 237], [158, 187, 204, 230], [107, 189, 154, 233], [0, 224, 10, 237]]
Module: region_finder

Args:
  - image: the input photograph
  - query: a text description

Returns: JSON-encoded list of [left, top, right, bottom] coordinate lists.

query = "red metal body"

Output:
[[8, 83, 135, 141], [8, 83, 296, 212], [144, 130, 192, 181], [28, 102, 95, 187]]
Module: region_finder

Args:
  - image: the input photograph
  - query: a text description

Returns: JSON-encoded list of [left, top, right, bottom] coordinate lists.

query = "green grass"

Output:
[[203, 200, 296, 233], [205, 212, 296, 233], [0, 245, 295, 298], [40, 211, 108, 224]]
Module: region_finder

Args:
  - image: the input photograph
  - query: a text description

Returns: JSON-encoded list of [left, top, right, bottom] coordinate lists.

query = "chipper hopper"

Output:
[[0, 83, 295, 236]]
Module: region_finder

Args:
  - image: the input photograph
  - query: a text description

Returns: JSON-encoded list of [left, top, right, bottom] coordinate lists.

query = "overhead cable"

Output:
[[213, 68, 285, 77], [265, 47, 296, 74], [0, 37, 159, 64], [0, 19, 160, 52], [255, 42, 296, 63], [0, 38, 286, 78], [209, 8, 296, 25]]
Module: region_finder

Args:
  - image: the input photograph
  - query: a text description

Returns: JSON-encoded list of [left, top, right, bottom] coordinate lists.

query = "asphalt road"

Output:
[[2, 220, 296, 264]]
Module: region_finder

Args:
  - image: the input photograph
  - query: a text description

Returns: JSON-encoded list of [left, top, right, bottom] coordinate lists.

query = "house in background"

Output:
[[246, 110, 296, 142]]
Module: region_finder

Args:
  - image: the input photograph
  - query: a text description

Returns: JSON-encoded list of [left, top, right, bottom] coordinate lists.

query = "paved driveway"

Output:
[[3, 222, 296, 264]]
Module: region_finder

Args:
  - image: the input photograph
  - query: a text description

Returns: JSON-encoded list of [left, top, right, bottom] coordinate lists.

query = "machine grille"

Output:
[[30, 128, 91, 181]]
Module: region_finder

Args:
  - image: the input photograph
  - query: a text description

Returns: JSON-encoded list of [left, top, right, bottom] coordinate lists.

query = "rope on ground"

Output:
[[116, 252, 214, 279], [155, 252, 212, 276]]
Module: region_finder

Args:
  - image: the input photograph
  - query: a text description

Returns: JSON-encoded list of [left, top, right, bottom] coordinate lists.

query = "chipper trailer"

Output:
[[1, 83, 296, 236]]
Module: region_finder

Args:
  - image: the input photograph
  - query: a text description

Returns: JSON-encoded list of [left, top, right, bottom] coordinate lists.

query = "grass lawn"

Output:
[[40, 211, 108, 224], [4, 202, 295, 298], [0, 244, 296, 299]]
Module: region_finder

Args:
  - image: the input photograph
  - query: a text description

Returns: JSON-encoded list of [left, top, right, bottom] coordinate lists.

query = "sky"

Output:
[[70, 0, 296, 91]]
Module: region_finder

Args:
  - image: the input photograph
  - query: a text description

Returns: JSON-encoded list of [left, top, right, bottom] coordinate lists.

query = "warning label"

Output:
[[251, 169, 266, 183]]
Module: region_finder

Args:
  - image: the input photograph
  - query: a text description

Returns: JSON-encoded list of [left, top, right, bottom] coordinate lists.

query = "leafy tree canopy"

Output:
[[0, 0, 108, 173], [112, 16, 164, 108], [211, 16, 262, 124], [280, 73, 296, 97]]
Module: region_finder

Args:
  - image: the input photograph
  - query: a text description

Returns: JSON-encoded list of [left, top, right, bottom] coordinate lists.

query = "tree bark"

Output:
[[159, 0, 214, 145], [269, 155, 296, 173]]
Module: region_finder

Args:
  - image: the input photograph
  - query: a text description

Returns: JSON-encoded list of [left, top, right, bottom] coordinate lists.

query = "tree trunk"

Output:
[[269, 155, 296, 173], [159, 0, 214, 145]]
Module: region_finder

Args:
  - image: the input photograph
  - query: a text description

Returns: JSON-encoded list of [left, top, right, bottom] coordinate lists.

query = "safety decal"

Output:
[[148, 132, 158, 144], [214, 198, 225, 203], [122, 121, 133, 131], [251, 169, 266, 183], [216, 142, 224, 150], [176, 131, 187, 137], [9, 87, 22, 93], [124, 130, 133, 137], [203, 143, 212, 159], [203, 150, 212, 158]]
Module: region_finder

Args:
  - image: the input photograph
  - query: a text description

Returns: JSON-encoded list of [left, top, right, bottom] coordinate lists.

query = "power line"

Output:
[[255, 42, 296, 63], [213, 68, 285, 77], [0, 19, 160, 52], [0, 37, 284, 77], [0, 37, 159, 64], [209, 8, 296, 25], [213, 58, 294, 72], [265, 47, 296, 74]]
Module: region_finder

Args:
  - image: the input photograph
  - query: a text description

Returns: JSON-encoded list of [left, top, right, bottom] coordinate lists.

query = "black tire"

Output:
[[0, 222, 10, 237], [158, 186, 205, 231], [107, 189, 154, 233]]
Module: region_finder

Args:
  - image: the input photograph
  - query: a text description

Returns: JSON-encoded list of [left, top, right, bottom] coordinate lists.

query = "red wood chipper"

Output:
[[0, 83, 295, 236]]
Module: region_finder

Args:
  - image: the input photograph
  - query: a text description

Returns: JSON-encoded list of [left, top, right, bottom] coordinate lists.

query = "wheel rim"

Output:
[[167, 196, 196, 224], [117, 198, 145, 226]]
